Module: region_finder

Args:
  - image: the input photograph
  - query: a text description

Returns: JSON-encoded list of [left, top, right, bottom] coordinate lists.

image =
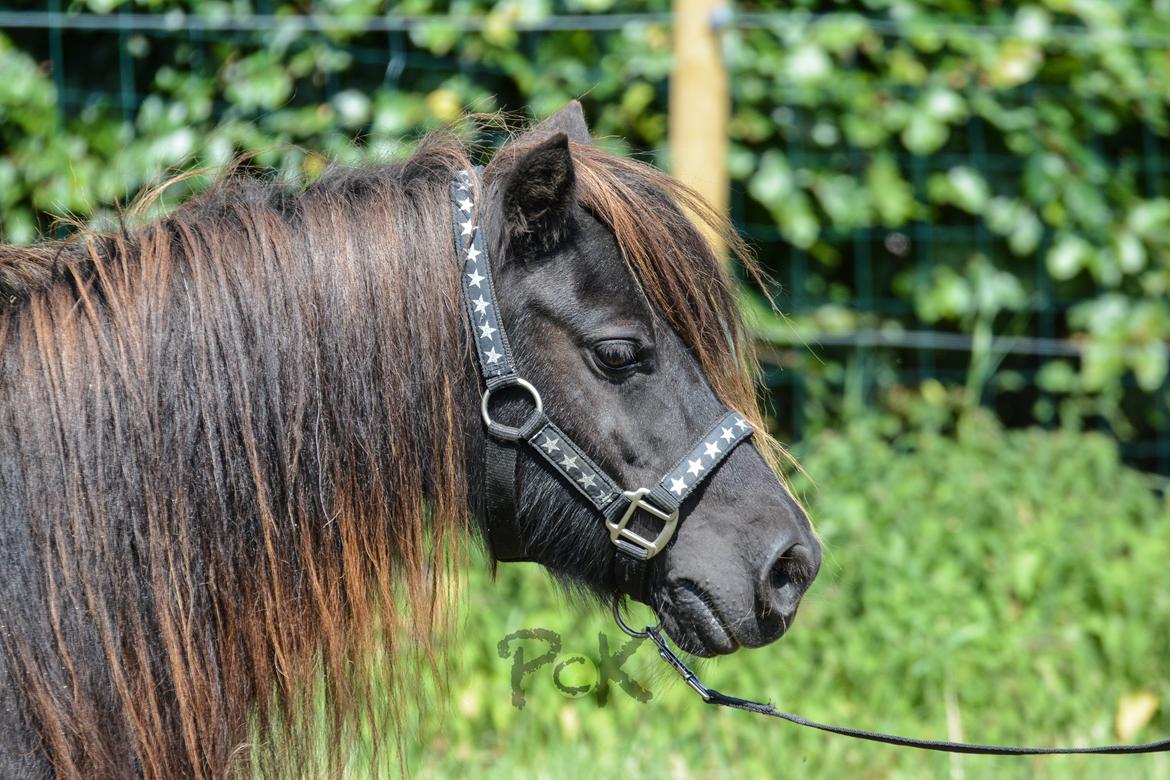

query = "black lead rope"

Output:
[[613, 603, 1170, 756]]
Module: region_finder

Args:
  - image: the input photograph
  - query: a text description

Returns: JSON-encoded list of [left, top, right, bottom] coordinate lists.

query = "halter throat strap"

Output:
[[452, 166, 752, 602]]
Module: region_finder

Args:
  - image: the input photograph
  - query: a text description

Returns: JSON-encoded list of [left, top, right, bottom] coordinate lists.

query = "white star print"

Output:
[[578, 473, 596, 489], [467, 269, 485, 288], [485, 347, 503, 364], [456, 180, 470, 191], [466, 246, 481, 263], [460, 219, 476, 237], [704, 441, 722, 458], [669, 477, 687, 496], [540, 436, 561, 454], [734, 417, 750, 432], [472, 296, 491, 315], [720, 426, 735, 442], [560, 454, 578, 470], [478, 322, 497, 340], [686, 458, 704, 477], [457, 197, 473, 212]]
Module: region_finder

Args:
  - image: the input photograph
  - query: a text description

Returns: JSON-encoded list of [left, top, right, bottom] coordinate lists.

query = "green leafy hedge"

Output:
[[403, 412, 1170, 778], [1, 0, 1168, 441]]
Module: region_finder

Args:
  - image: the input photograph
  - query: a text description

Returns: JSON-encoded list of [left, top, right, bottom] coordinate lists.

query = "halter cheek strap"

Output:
[[452, 167, 752, 602]]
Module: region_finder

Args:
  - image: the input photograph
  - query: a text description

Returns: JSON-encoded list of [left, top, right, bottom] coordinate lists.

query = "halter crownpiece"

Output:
[[451, 166, 753, 598]]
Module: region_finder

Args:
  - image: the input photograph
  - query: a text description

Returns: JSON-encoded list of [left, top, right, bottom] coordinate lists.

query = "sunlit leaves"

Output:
[[721, 7, 1170, 407], [786, 42, 833, 84], [1071, 295, 1170, 391], [223, 51, 293, 111], [985, 197, 1043, 256], [866, 154, 917, 226], [915, 255, 1028, 324], [928, 166, 991, 214], [749, 150, 819, 249], [1047, 234, 1093, 280]]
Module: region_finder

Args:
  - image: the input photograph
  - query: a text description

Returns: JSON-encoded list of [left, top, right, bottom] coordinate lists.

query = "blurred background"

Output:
[[1, 1, 1168, 777]]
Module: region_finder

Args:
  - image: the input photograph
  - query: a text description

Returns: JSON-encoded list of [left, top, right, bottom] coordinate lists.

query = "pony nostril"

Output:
[[759, 542, 818, 618], [769, 556, 793, 592]]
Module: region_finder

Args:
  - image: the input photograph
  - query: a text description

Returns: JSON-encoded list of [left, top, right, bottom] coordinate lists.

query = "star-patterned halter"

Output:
[[452, 167, 753, 599]]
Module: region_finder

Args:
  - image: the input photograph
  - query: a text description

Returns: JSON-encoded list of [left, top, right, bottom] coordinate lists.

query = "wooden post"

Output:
[[670, 0, 730, 257]]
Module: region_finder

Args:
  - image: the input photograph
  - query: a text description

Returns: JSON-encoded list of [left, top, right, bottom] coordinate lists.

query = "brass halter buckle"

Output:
[[606, 488, 679, 560]]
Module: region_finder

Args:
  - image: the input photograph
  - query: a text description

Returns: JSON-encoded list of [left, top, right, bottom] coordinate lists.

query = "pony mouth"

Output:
[[657, 580, 740, 657]]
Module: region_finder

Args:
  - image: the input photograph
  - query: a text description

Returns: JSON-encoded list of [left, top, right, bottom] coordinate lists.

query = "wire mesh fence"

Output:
[[737, 100, 1170, 474]]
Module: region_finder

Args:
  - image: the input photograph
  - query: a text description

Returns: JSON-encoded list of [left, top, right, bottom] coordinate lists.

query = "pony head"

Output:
[[474, 104, 820, 656]]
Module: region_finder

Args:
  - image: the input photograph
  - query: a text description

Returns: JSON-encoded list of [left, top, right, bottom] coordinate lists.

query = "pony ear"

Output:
[[535, 100, 592, 146], [500, 132, 577, 255]]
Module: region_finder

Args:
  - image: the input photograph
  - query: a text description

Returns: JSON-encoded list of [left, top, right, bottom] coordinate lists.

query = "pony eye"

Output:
[[593, 339, 642, 373]]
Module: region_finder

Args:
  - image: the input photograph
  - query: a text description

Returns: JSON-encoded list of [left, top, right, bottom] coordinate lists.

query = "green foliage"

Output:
[[400, 413, 1170, 778], [2, 0, 1167, 441], [722, 3, 1169, 440]]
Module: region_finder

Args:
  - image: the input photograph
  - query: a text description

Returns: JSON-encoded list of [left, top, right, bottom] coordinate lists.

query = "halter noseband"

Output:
[[451, 166, 752, 602]]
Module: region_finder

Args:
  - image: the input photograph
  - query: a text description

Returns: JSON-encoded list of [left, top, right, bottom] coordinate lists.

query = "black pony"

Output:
[[0, 103, 819, 778]]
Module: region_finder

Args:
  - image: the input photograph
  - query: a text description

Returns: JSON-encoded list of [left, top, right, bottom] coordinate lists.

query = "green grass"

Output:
[[400, 413, 1170, 779]]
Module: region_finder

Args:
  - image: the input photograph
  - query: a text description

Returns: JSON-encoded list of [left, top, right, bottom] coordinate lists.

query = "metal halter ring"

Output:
[[611, 595, 662, 639], [481, 376, 543, 442]]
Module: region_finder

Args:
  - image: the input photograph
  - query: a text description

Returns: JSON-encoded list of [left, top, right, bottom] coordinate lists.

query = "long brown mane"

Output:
[[0, 127, 781, 778]]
